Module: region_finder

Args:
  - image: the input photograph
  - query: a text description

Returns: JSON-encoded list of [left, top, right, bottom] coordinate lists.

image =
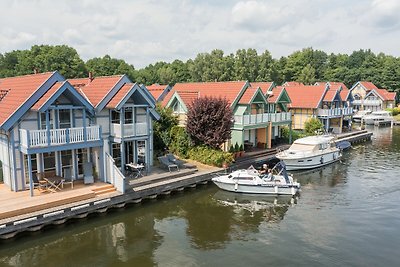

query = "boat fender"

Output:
[[234, 182, 238, 191], [320, 156, 324, 164]]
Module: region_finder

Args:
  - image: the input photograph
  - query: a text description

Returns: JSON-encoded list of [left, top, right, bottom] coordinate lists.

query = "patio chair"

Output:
[[63, 167, 74, 189], [158, 156, 179, 172], [166, 154, 185, 167], [32, 172, 48, 192], [83, 162, 94, 184]]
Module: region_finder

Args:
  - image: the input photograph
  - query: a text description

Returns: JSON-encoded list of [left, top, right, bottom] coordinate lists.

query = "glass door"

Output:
[[125, 141, 135, 164], [77, 149, 88, 178], [24, 154, 38, 186], [137, 140, 146, 165], [59, 109, 72, 129]]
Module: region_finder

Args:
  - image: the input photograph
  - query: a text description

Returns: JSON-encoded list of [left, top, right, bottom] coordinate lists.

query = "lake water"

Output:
[[0, 127, 399, 267]]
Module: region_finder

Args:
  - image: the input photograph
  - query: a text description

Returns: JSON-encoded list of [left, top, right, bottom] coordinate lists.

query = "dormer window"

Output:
[[0, 89, 10, 101]]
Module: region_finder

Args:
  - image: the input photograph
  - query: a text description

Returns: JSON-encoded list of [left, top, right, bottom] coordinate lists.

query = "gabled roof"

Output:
[[238, 87, 268, 105], [286, 85, 327, 109], [69, 75, 124, 107], [146, 84, 171, 101], [176, 91, 200, 107], [31, 82, 63, 110], [323, 89, 340, 102], [106, 83, 135, 109], [283, 81, 304, 87], [0, 72, 59, 129], [366, 88, 397, 101], [164, 81, 248, 108], [340, 89, 351, 101], [328, 82, 349, 91], [250, 82, 274, 94], [267, 86, 291, 104], [350, 81, 378, 92]]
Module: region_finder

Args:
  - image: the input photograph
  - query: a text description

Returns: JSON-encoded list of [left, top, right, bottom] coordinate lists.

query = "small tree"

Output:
[[169, 126, 192, 158], [153, 103, 179, 151], [304, 117, 324, 135], [186, 96, 233, 149]]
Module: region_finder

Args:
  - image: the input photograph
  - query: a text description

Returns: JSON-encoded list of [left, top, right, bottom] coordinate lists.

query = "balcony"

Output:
[[20, 126, 101, 149], [111, 123, 148, 138], [317, 107, 354, 117], [363, 99, 382, 106], [234, 112, 291, 126]]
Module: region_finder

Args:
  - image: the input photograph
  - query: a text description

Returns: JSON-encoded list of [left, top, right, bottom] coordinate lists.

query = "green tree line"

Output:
[[1, 45, 399, 93]]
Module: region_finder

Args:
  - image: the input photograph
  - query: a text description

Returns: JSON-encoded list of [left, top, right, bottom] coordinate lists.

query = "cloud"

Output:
[[368, 0, 400, 29]]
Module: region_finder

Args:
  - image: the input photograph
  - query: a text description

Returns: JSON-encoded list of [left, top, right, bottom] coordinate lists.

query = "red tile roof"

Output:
[[69, 75, 123, 107], [31, 82, 63, 111], [106, 83, 134, 109], [328, 82, 349, 91], [164, 81, 247, 107], [238, 87, 257, 104], [323, 89, 338, 102], [147, 84, 168, 100], [0, 72, 54, 127], [283, 81, 304, 87], [267, 86, 283, 103], [177, 91, 200, 107], [340, 89, 351, 100], [286, 85, 327, 109], [251, 82, 273, 94], [358, 81, 378, 91], [374, 88, 396, 101]]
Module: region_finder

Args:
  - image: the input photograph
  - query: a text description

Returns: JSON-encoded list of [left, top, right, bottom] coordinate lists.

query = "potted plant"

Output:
[[239, 144, 244, 157], [234, 142, 240, 158]]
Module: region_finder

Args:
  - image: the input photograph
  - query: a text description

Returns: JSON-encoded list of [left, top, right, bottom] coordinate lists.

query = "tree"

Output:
[[298, 64, 316, 85], [86, 55, 135, 81], [186, 96, 233, 148], [153, 103, 179, 151], [304, 118, 324, 135]]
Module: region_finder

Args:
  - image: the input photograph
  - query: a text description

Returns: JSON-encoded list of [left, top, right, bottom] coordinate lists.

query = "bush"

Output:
[[234, 142, 239, 152], [386, 107, 400, 116], [281, 126, 308, 142], [169, 126, 192, 158], [304, 117, 324, 135], [187, 145, 234, 167]]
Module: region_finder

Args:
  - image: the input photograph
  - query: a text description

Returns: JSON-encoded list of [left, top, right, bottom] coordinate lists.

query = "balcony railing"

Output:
[[317, 107, 354, 117], [111, 123, 148, 138], [363, 99, 382, 106], [234, 112, 291, 126], [20, 126, 101, 149]]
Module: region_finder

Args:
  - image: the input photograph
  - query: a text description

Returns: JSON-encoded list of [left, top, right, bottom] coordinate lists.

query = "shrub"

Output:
[[169, 126, 192, 158], [188, 145, 234, 167], [153, 104, 179, 151], [304, 117, 324, 135], [281, 126, 307, 142], [234, 142, 239, 152], [239, 144, 244, 151]]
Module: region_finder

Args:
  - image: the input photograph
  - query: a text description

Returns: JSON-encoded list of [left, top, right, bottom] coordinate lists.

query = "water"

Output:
[[1, 127, 400, 267]]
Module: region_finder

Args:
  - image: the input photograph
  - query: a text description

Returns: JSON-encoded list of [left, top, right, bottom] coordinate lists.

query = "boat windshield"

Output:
[[289, 143, 315, 151]]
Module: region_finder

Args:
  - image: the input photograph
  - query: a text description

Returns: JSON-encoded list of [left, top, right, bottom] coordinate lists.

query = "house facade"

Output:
[[349, 81, 396, 111], [0, 72, 158, 196], [163, 81, 292, 150], [286, 83, 354, 134]]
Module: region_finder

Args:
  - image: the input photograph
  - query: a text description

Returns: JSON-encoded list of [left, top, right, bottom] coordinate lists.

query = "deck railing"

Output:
[[105, 152, 125, 193], [20, 126, 101, 148], [110, 122, 148, 138], [317, 107, 354, 117], [234, 112, 291, 126]]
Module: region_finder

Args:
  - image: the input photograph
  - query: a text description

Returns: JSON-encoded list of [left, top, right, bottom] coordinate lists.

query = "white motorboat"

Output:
[[362, 110, 393, 125], [211, 162, 301, 195], [276, 135, 341, 170], [353, 110, 371, 123]]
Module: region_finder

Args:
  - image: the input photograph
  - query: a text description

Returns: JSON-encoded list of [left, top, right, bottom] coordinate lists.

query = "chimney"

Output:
[[88, 71, 93, 81]]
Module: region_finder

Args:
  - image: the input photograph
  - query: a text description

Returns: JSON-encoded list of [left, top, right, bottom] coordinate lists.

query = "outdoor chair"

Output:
[[32, 172, 48, 192], [158, 156, 179, 172], [83, 162, 94, 184], [63, 167, 74, 189], [166, 153, 185, 167]]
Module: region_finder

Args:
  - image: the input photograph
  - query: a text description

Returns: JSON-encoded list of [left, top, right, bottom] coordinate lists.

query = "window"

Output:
[[40, 112, 54, 129], [124, 107, 133, 124], [112, 143, 121, 167], [59, 109, 71, 128], [43, 152, 56, 172], [24, 154, 38, 185], [111, 110, 120, 124]]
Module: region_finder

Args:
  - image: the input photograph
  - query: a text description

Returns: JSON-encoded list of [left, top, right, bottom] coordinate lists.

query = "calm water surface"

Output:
[[1, 127, 399, 267]]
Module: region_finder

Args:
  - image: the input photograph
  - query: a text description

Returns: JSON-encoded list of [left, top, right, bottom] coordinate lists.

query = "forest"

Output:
[[1, 45, 399, 93]]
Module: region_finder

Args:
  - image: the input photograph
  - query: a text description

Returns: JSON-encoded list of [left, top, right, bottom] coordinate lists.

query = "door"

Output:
[[58, 109, 72, 129], [125, 141, 135, 164], [77, 148, 88, 178]]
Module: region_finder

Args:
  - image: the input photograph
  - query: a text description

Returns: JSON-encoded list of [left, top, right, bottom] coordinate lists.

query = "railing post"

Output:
[[26, 129, 30, 148], [66, 128, 70, 144], [83, 109, 87, 142]]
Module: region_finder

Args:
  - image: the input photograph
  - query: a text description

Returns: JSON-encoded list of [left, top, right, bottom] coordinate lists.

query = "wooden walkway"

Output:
[[0, 181, 119, 223]]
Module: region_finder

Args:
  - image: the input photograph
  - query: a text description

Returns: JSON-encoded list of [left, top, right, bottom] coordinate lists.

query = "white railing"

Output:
[[352, 100, 362, 105], [363, 99, 381, 106], [111, 123, 148, 138], [318, 107, 354, 117], [105, 152, 125, 193], [20, 125, 101, 148], [234, 112, 291, 126]]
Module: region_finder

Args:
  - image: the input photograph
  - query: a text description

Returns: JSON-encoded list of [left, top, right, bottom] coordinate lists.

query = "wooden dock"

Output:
[[335, 130, 373, 144], [0, 166, 221, 240]]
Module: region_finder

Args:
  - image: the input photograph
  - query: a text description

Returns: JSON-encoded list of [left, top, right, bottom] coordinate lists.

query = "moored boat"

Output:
[[362, 110, 393, 125], [211, 162, 300, 195], [353, 110, 371, 123], [276, 135, 341, 170]]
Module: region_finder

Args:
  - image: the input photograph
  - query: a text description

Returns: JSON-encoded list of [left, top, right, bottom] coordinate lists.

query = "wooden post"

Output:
[[28, 154, 34, 197], [267, 121, 272, 149]]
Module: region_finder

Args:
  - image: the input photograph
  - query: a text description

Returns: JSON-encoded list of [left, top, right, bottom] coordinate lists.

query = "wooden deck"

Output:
[[0, 181, 119, 223]]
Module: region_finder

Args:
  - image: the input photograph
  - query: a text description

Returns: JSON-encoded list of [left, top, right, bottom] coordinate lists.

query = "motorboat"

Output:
[[353, 110, 371, 123], [335, 140, 351, 151], [362, 110, 393, 125], [276, 135, 341, 170], [211, 162, 301, 195]]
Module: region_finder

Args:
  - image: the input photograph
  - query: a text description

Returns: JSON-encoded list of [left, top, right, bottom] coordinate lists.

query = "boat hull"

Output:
[[212, 180, 300, 195], [277, 151, 341, 171]]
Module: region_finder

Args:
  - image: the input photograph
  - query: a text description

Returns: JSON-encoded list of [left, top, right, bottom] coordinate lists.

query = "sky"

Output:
[[1, 0, 400, 69]]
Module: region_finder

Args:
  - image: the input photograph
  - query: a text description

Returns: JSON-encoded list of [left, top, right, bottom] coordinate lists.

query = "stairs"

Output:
[[91, 184, 117, 196]]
